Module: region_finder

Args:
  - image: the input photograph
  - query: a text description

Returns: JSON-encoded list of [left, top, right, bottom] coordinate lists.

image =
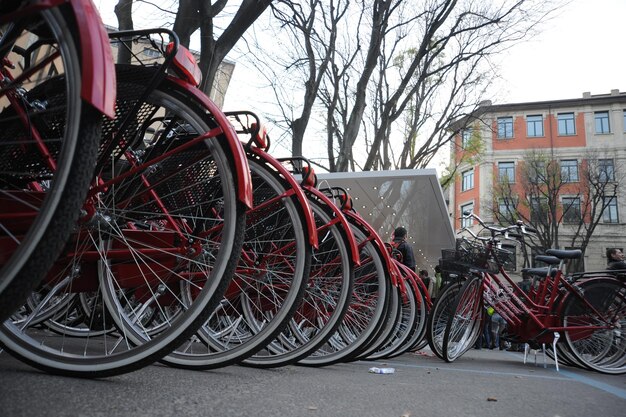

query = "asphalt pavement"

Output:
[[1, 347, 625, 417]]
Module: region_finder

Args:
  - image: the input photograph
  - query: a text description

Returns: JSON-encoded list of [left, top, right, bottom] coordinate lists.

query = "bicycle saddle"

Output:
[[545, 249, 582, 259], [534, 255, 560, 265]]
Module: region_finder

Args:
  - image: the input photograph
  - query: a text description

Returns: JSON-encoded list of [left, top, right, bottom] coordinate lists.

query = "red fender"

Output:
[[343, 210, 402, 289], [303, 185, 360, 266], [248, 147, 318, 249], [69, 0, 116, 118], [168, 77, 253, 209], [0, 0, 116, 118], [395, 260, 432, 308]]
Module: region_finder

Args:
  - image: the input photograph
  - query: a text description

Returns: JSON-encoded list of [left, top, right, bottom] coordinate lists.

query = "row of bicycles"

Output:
[[425, 212, 626, 375], [0, 0, 432, 378], [1, 0, 623, 379]]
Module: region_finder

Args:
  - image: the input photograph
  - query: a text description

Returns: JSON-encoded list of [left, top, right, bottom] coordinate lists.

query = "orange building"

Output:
[[449, 90, 626, 271]]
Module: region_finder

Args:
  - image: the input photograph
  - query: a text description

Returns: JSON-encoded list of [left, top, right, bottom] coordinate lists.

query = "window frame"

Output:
[[528, 160, 546, 184], [526, 114, 544, 137], [461, 129, 472, 148], [498, 197, 517, 220], [562, 196, 582, 224], [560, 159, 579, 183], [142, 47, 161, 58], [460, 202, 474, 228], [498, 161, 516, 183], [595, 111, 611, 134], [461, 169, 474, 192], [530, 196, 547, 224], [598, 159, 615, 182], [497, 116, 514, 139], [602, 196, 619, 224], [557, 112, 576, 136]]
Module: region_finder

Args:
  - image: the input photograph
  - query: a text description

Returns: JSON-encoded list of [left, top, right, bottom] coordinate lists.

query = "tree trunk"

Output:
[[114, 0, 134, 64]]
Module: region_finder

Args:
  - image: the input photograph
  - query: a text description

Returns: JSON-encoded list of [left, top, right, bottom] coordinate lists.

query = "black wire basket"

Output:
[[440, 240, 498, 274]]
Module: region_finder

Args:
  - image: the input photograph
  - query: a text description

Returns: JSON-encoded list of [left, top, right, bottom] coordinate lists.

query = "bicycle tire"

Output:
[[299, 224, 391, 366], [0, 6, 101, 322], [426, 281, 463, 360], [380, 275, 427, 359], [162, 156, 311, 369], [0, 64, 245, 377], [363, 279, 418, 360], [442, 275, 483, 362], [561, 277, 626, 374], [242, 195, 354, 367]]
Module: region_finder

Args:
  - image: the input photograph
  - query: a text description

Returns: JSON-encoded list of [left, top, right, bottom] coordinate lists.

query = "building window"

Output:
[[530, 197, 547, 224], [623, 110, 626, 132], [528, 160, 545, 184], [461, 129, 472, 148], [526, 115, 544, 137], [498, 161, 515, 182], [598, 159, 615, 182], [143, 47, 161, 58], [595, 111, 611, 134], [557, 113, 575, 136], [460, 202, 474, 228], [497, 117, 513, 139], [461, 169, 474, 191], [498, 198, 516, 220], [560, 159, 578, 182], [603, 196, 619, 223], [562, 197, 581, 223]]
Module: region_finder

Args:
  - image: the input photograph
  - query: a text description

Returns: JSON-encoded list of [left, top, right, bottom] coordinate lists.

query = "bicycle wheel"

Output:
[[242, 195, 353, 367], [403, 278, 429, 353], [382, 274, 427, 359], [561, 278, 626, 374], [162, 156, 312, 369], [299, 225, 391, 366], [442, 275, 483, 362], [363, 278, 418, 360], [0, 6, 101, 321], [0, 65, 245, 377], [426, 281, 463, 360]]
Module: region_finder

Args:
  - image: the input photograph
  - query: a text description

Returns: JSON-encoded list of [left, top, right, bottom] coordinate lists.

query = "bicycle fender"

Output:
[[248, 147, 318, 248], [69, 0, 116, 118], [344, 210, 401, 288], [304, 186, 360, 265], [168, 77, 253, 209]]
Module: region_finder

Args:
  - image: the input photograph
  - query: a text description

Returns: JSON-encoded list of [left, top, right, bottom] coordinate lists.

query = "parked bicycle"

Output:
[[433, 211, 626, 375]]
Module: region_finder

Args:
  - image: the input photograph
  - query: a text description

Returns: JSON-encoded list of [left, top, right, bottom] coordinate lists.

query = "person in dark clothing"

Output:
[[392, 226, 416, 271], [419, 269, 431, 291], [606, 248, 626, 270]]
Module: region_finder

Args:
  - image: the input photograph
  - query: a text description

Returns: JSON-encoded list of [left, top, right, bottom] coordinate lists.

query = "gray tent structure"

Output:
[[316, 169, 456, 273]]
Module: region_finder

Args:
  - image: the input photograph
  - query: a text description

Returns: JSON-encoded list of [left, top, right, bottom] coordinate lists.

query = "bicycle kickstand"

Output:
[[552, 332, 560, 372]]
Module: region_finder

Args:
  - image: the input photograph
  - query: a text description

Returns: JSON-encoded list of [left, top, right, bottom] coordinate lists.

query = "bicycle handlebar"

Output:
[[461, 211, 536, 238]]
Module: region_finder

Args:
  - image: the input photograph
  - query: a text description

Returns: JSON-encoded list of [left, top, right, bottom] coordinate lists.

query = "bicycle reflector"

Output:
[[250, 122, 269, 150], [339, 193, 353, 211], [301, 166, 317, 187], [167, 42, 202, 87]]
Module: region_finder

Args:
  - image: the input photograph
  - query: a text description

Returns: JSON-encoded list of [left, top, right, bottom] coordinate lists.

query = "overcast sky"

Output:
[[95, 0, 625, 168], [491, 0, 625, 103]]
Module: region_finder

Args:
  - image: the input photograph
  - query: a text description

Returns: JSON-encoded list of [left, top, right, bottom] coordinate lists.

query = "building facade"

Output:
[[449, 90, 626, 272]]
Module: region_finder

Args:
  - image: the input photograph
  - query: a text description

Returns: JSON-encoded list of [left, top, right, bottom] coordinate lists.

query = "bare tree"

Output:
[[266, 0, 348, 158], [171, 0, 273, 95], [114, 0, 134, 64], [333, 0, 558, 173], [488, 150, 623, 269], [110, 1, 273, 101]]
